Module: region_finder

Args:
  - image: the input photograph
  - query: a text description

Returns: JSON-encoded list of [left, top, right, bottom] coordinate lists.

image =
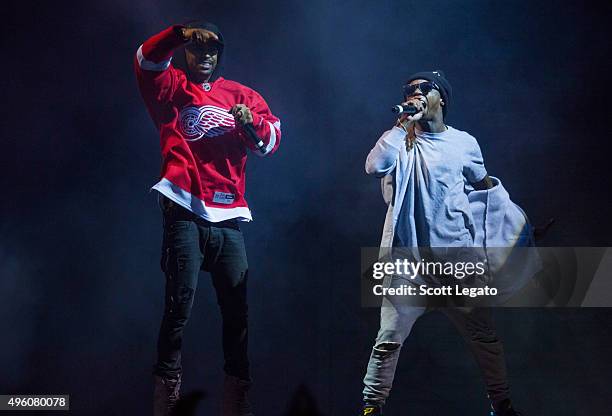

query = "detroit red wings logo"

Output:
[[179, 105, 236, 141]]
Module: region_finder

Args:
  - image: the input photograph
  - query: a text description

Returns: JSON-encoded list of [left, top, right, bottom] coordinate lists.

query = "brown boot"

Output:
[[153, 374, 181, 416], [221, 375, 254, 416]]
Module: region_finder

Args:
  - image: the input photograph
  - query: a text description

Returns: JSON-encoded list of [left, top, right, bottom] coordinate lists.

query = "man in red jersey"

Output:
[[135, 20, 281, 416]]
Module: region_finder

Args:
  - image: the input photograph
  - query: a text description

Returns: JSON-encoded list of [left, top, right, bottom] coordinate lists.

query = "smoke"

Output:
[[0, 242, 43, 390], [1, 0, 611, 414]]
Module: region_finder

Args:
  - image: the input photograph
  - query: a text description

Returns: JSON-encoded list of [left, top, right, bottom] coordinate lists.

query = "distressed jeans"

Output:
[[153, 197, 250, 380], [363, 297, 510, 405]]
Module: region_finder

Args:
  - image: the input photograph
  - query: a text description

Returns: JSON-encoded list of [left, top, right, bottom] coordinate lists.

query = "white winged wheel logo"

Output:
[[179, 105, 236, 141]]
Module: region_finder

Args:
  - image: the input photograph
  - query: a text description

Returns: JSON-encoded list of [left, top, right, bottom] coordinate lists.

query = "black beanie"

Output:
[[406, 70, 452, 118], [182, 20, 225, 80]]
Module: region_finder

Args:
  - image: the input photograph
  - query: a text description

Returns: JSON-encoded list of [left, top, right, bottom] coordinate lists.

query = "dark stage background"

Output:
[[1, 1, 611, 415]]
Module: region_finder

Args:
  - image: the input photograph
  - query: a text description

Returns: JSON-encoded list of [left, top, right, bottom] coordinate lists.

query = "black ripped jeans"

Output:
[[154, 197, 250, 380]]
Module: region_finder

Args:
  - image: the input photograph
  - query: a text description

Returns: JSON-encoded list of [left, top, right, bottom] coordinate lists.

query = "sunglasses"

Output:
[[402, 81, 439, 98]]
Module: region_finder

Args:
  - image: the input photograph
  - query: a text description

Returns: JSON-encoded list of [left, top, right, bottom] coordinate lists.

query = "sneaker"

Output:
[[359, 403, 383, 416], [490, 398, 522, 416], [221, 375, 254, 416], [153, 373, 182, 416]]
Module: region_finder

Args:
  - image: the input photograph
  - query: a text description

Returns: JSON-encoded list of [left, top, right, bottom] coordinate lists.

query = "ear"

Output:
[[440, 100, 445, 106]]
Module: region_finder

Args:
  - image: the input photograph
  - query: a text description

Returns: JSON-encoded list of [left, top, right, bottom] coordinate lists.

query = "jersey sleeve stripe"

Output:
[[255, 121, 277, 157], [136, 45, 172, 71]]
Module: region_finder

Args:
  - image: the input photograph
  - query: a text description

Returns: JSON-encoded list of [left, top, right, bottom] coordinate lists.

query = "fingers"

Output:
[[404, 99, 426, 110], [229, 105, 253, 125], [398, 111, 420, 123], [407, 112, 423, 122], [204, 30, 219, 43], [229, 105, 245, 116], [397, 98, 425, 123], [396, 111, 423, 130], [191, 29, 220, 46]]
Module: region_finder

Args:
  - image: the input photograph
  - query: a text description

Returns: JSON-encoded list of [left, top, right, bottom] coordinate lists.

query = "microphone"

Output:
[[242, 123, 267, 154], [228, 107, 267, 154], [391, 104, 419, 115]]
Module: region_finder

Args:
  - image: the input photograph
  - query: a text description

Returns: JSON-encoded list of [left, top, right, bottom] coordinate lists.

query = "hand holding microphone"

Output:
[[391, 103, 419, 115], [230, 104, 254, 125], [394, 99, 425, 129], [229, 104, 266, 154]]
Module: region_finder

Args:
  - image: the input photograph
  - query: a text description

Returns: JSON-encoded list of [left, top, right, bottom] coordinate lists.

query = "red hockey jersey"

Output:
[[135, 26, 281, 222]]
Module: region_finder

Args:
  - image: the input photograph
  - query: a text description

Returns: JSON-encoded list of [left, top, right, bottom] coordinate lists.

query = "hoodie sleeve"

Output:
[[365, 127, 405, 177], [462, 134, 488, 184]]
